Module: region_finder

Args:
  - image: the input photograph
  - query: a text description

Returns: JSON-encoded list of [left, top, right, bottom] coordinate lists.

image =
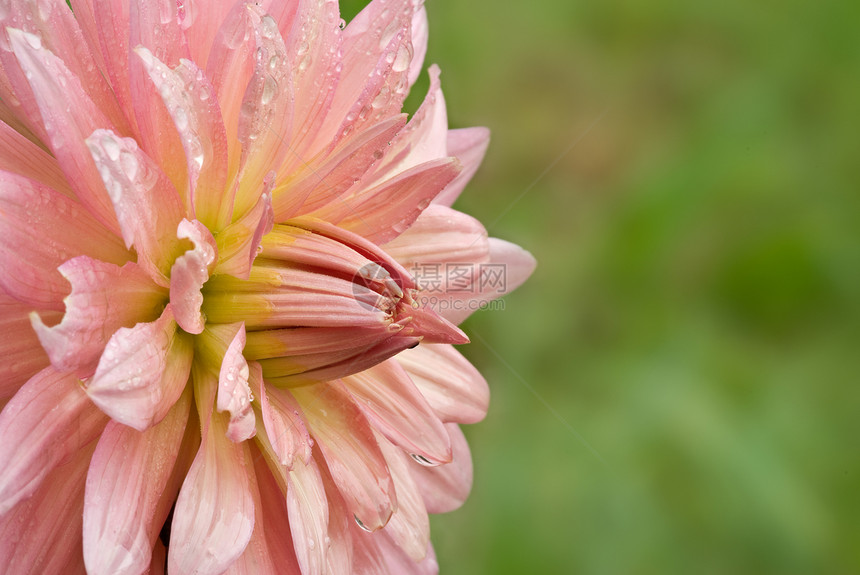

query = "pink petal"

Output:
[[0, 171, 129, 310], [439, 237, 536, 325], [217, 323, 256, 442], [86, 128, 187, 286], [128, 0, 190, 196], [343, 360, 452, 466], [0, 441, 94, 575], [148, 541, 166, 575], [395, 343, 490, 424], [0, 118, 73, 196], [377, 435, 430, 562], [366, 64, 447, 182], [180, 0, 237, 70], [31, 258, 166, 377], [170, 219, 218, 334], [352, 525, 439, 575], [281, 0, 341, 158], [231, 8, 293, 219], [407, 6, 429, 89], [213, 176, 274, 279], [434, 127, 490, 207], [168, 367, 254, 575], [292, 381, 396, 532], [253, 364, 312, 467], [7, 28, 122, 233], [90, 0, 136, 132], [310, 157, 461, 244], [287, 455, 330, 575], [0, 367, 108, 514], [273, 115, 406, 221], [135, 47, 230, 229], [83, 390, 192, 575], [0, 290, 57, 399], [327, 0, 415, 149], [383, 203, 490, 269], [85, 305, 194, 431], [409, 424, 473, 514]]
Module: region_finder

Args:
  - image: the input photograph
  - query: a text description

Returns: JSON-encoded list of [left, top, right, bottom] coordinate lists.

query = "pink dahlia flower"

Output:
[[0, 0, 534, 573]]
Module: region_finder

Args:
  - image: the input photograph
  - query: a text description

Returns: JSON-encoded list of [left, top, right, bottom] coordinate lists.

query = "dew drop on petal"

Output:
[[354, 515, 373, 532], [410, 453, 441, 467]]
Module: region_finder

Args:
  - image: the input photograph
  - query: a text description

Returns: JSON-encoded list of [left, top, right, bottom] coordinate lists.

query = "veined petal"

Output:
[[0, 118, 73, 196], [383, 204, 490, 268], [7, 28, 122, 233], [407, 6, 428, 90], [83, 390, 192, 575], [0, 367, 108, 514], [377, 435, 430, 562], [217, 323, 256, 442], [0, 442, 95, 575], [135, 47, 230, 229], [86, 305, 194, 431], [31, 258, 166, 377], [434, 127, 490, 207], [169, 364, 255, 575], [287, 455, 330, 575], [0, 171, 129, 310], [292, 381, 395, 532], [343, 360, 452, 466], [438, 237, 536, 325], [0, 290, 58, 399], [128, 0, 190, 197], [310, 157, 461, 244], [396, 343, 490, 424], [253, 364, 312, 467], [409, 423, 473, 514], [170, 219, 218, 334]]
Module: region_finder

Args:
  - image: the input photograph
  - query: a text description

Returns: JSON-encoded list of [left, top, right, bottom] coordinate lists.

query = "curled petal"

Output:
[[434, 127, 490, 207], [170, 219, 218, 334], [0, 367, 108, 514], [214, 174, 274, 279], [86, 129, 187, 285], [31, 258, 166, 377], [83, 390, 192, 575], [217, 324, 256, 442], [86, 306, 194, 431]]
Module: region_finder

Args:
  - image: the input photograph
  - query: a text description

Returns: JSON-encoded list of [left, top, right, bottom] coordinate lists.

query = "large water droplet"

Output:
[[354, 515, 373, 532]]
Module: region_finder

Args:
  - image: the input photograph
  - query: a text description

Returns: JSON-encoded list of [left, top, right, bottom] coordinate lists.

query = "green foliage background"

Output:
[[341, 1, 860, 573]]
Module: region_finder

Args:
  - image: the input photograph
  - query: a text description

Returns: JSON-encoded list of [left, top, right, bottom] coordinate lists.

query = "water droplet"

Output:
[[338, 18, 346, 30], [410, 453, 440, 467], [354, 515, 373, 532], [261, 76, 278, 105], [24, 33, 42, 50]]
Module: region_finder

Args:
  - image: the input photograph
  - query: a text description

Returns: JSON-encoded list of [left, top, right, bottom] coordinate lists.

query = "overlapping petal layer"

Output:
[[0, 0, 534, 573]]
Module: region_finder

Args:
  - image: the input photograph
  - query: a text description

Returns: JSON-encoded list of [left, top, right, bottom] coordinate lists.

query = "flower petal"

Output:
[[135, 47, 230, 229], [83, 390, 192, 575], [407, 6, 428, 89], [7, 28, 122, 233], [168, 365, 255, 575], [0, 367, 108, 514], [287, 455, 330, 575], [311, 157, 461, 244], [31, 258, 166, 377], [343, 360, 452, 466], [377, 435, 430, 562], [409, 424, 473, 514], [0, 172, 129, 310], [0, 118, 73, 196], [170, 219, 218, 334], [395, 343, 490, 424], [434, 127, 490, 207], [0, 290, 57, 399], [213, 176, 274, 280], [217, 323, 256, 442], [292, 381, 396, 532], [253, 364, 312, 467], [0, 442, 94, 575], [87, 129, 187, 286], [85, 305, 194, 431]]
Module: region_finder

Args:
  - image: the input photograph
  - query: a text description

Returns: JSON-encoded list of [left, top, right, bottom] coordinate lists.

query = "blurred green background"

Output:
[[345, 1, 860, 573]]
